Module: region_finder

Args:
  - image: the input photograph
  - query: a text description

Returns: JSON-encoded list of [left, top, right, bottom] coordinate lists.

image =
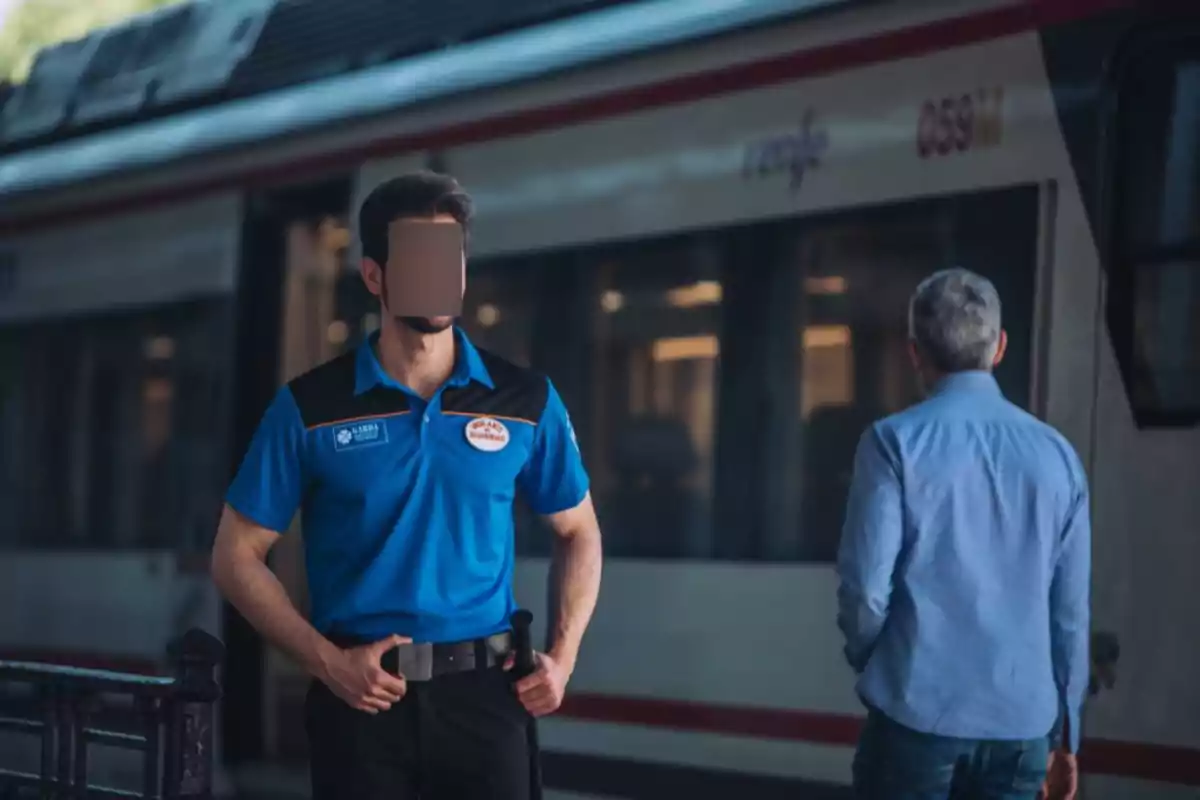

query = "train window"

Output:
[[465, 185, 1038, 562], [1111, 41, 1200, 424], [0, 300, 234, 551], [465, 243, 722, 558]]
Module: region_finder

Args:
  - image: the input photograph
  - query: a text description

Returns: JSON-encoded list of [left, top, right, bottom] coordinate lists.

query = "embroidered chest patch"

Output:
[[332, 419, 390, 452]]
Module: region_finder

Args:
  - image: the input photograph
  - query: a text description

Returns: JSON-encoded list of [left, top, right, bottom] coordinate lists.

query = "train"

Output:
[[0, 0, 1198, 796]]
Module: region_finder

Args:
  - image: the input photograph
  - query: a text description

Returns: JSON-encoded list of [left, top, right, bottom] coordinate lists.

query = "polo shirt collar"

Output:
[[454, 327, 494, 389], [932, 370, 1001, 397], [354, 326, 494, 395]]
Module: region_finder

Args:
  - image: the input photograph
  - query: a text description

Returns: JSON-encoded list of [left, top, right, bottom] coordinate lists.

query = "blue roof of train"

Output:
[[0, 0, 636, 153], [0, 0, 847, 204]]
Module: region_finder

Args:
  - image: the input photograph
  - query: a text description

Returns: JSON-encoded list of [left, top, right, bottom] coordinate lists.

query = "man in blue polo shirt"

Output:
[[210, 171, 603, 799]]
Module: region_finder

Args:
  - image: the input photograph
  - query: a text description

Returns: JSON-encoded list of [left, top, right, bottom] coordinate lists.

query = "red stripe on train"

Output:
[[0, 0, 1166, 234], [561, 692, 1200, 786], [3, 647, 1197, 786]]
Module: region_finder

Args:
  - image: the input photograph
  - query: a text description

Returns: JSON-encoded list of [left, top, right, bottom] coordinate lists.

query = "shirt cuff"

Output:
[[1050, 709, 1081, 753]]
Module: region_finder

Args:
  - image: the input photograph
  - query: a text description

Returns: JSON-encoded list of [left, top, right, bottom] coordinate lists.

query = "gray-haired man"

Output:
[[836, 268, 1090, 799]]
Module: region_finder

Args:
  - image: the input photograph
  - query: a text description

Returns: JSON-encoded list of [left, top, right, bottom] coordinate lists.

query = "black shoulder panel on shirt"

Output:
[[442, 348, 548, 425], [287, 350, 411, 429]]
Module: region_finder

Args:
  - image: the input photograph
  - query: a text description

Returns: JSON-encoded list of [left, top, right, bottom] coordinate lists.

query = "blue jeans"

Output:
[[852, 708, 1049, 800]]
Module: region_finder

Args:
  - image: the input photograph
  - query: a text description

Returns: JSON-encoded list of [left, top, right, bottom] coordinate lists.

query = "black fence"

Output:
[[0, 629, 224, 799]]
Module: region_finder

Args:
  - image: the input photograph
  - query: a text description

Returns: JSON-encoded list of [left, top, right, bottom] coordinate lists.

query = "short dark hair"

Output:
[[357, 171, 473, 266]]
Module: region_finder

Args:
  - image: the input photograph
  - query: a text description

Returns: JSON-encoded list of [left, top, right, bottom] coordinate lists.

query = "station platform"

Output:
[[228, 759, 853, 799], [230, 762, 614, 799]]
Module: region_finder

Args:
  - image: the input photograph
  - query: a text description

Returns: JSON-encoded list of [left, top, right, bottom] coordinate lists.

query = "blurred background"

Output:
[[0, 0, 1197, 798]]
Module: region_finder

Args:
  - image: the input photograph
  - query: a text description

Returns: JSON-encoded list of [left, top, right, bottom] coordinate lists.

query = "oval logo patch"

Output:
[[464, 417, 510, 452]]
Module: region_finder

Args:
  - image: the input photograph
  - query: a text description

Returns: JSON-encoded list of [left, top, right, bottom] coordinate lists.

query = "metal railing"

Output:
[[0, 629, 224, 799]]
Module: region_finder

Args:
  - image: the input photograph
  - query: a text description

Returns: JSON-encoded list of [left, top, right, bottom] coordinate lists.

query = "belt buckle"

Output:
[[394, 642, 433, 682]]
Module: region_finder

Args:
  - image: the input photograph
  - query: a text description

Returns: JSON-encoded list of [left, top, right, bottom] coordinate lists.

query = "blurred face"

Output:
[[361, 213, 466, 335]]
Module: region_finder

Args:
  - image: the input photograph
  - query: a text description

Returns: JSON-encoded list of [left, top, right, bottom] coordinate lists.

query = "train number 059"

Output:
[[917, 87, 1004, 159]]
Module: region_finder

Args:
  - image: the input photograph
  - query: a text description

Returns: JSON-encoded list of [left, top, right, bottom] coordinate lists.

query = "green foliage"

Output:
[[0, 0, 183, 84]]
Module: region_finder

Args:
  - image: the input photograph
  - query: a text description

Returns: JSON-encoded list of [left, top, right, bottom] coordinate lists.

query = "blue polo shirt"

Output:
[[225, 328, 590, 643]]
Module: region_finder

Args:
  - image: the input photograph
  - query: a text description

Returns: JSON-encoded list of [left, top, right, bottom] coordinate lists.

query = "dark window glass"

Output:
[[463, 186, 1038, 562], [1113, 43, 1200, 423], [1129, 260, 1200, 416], [0, 299, 235, 551]]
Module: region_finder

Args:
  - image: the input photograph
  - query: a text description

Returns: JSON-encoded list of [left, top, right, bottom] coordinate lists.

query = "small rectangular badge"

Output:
[[332, 419, 389, 452]]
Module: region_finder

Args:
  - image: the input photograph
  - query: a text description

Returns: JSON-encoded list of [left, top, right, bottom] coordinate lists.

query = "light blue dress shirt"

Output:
[[836, 371, 1090, 752]]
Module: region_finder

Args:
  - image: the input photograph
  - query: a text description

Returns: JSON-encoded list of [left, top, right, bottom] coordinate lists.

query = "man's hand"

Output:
[[1039, 750, 1079, 800], [320, 634, 411, 714], [508, 651, 571, 717]]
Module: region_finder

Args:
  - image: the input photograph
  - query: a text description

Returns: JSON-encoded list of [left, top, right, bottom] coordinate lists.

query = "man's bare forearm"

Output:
[[545, 530, 602, 673], [213, 555, 339, 681]]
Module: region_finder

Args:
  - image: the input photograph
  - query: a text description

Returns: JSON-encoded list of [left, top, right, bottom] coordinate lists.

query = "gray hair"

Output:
[[907, 268, 1002, 372]]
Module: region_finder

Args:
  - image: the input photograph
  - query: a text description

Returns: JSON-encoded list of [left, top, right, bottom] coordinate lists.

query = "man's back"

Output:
[[839, 371, 1089, 743]]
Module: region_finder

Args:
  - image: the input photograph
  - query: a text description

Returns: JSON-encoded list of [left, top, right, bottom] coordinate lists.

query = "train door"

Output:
[[223, 176, 355, 765], [1081, 31, 1200, 799], [224, 158, 447, 773]]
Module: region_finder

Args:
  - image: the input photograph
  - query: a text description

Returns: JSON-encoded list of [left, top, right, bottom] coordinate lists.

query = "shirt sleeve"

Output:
[[517, 378, 590, 515], [836, 423, 905, 674], [225, 385, 307, 534], [1050, 465, 1092, 754]]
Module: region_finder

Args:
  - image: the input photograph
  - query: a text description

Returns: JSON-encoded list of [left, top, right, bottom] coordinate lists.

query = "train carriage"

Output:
[[0, 0, 1197, 796]]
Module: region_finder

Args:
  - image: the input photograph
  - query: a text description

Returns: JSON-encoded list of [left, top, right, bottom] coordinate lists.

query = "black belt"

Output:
[[325, 631, 513, 682]]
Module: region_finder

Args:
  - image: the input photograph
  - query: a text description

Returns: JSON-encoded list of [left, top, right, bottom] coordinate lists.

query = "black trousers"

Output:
[[305, 666, 533, 799]]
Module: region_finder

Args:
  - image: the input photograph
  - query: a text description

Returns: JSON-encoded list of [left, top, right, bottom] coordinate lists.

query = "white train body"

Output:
[[0, 0, 1197, 796]]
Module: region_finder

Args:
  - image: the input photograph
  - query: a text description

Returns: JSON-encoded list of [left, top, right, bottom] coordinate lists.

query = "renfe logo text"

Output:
[[742, 109, 829, 192]]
